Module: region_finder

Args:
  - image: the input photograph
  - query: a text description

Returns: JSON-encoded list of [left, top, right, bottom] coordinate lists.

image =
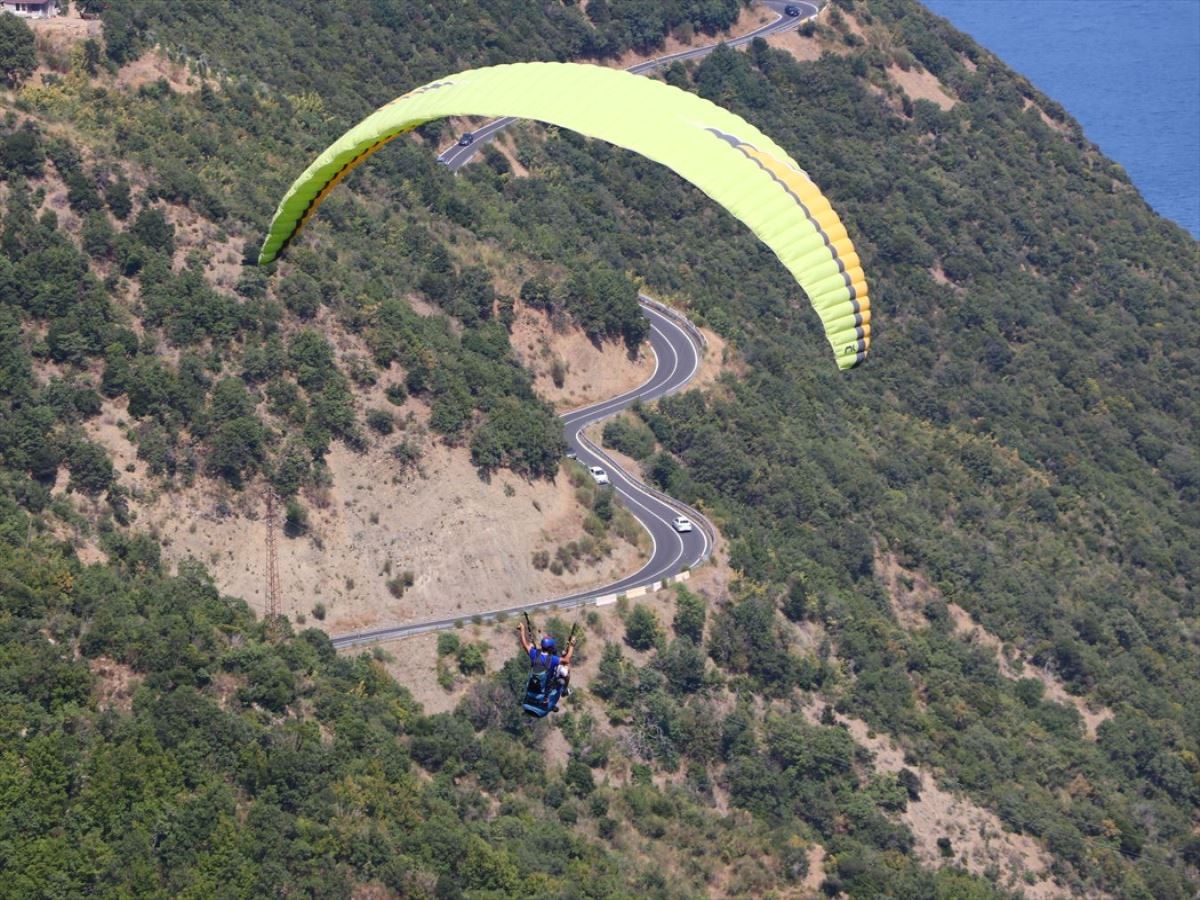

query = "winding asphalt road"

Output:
[[331, 2, 825, 648], [436, 1, 819, 171], [331, 301, 712, 649]]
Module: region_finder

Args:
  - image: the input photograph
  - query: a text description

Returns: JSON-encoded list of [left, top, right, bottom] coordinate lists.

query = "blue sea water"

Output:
[[923, 0, 1200, 238]]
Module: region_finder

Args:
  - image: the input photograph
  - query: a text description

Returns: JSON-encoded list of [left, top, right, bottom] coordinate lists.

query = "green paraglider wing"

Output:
[[259, 62, 871, 369]]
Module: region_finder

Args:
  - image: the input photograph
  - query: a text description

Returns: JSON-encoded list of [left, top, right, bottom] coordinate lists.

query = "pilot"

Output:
[[517, 622, 576, 697]]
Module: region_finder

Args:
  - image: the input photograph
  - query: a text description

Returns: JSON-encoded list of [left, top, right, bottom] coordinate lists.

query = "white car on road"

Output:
[[672, 515, 694, 533], [589, 466, 610, 485]]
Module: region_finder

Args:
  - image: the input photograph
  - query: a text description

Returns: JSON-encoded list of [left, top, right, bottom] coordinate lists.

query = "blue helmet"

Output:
[[540, 636, 556, 651]]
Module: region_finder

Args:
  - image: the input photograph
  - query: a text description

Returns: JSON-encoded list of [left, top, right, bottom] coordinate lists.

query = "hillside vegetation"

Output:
[[1, 0, 1197, 897]]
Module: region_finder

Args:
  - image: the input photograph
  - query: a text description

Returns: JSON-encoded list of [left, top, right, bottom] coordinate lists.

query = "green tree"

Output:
[[66, 170, 103, 213], [672, 586, 706, 643], [657, 639, 706, 694], [130, 207, 175, 256], [0, 127, 42, 177], [287, 330, 338, 392], [206, 416, 267, 487], [100, 4, 143, 64], [238, 655, 296, 712], [469, 397, 564, 478], [366, 408, 394, 435], [564, 757, 595, 796], [278, 270, 322, 320], [564, 265, 648, 347], [592, 642, 633, 707], [592, 486, 614, 522], [781, 582, 809, 623], [624, 604, 663, 651], [603, 417, 655, 459], [82, 211, 115, 259], [104, 175, 133, 219], [519, 273, 556, 312], [0, 13, 36, 88], [457, 643, 486, 675], [66, 441, 114, 496], [284, 499, 309, 537]]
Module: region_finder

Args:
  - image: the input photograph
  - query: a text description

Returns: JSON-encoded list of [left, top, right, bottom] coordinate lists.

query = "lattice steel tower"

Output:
[[264, 490, 282, 622]]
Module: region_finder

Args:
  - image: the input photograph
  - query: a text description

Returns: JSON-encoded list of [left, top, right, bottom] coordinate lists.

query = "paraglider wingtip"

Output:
[[836, 344, 869, 371]]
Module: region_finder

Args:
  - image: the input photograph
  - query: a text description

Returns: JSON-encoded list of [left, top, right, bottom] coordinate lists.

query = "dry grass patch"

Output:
[[765, 26, 825, 62], [888, 64, 956, 111], [160, 202, 246, 289], [1022, 96, 1072, 136], [89, 656, 140, 713], [27, 7, 101, 69], [945, 602, 1113, 740], [115, 49, 202, 95], [510, 305, 656, 411], [801, 700, 1066, 897]]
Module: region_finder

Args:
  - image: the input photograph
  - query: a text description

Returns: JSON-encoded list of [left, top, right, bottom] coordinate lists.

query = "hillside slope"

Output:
[[1, 1, 1197, 897]]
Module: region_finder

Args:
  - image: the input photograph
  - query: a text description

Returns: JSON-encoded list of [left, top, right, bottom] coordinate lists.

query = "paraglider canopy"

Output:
[[259, 62, 871, 369]]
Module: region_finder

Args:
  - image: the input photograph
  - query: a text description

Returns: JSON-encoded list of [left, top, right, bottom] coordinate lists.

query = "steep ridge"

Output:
[[2, 2, 1197, 896]]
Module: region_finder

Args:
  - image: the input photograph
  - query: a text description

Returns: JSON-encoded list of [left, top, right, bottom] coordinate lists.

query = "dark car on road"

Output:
[[458, 132, 475, 146], [785, 4, 801, 15]]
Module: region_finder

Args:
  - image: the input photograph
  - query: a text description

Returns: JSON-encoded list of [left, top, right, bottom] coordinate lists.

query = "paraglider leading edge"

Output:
[[258, 62, 872, 370]]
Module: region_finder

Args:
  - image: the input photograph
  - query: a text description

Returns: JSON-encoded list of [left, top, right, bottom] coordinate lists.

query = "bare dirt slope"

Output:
[[888, 64, 956, 110], [509, 305, 656, 411], [766, 8, 959, 113], [877, 550, 1113, 739], [765, 24, 825, 61], [799, 700, 1067, 898], [83, 397, 647, 633], [26, 5, 101, 50]]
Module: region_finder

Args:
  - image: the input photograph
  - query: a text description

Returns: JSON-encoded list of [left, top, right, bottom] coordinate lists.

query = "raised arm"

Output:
[[517, 621, 533, 655], [561, 635, 577, 666]]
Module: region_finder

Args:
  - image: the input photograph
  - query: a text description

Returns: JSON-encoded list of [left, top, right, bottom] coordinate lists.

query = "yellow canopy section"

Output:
[[259, 62, 871, 369]]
